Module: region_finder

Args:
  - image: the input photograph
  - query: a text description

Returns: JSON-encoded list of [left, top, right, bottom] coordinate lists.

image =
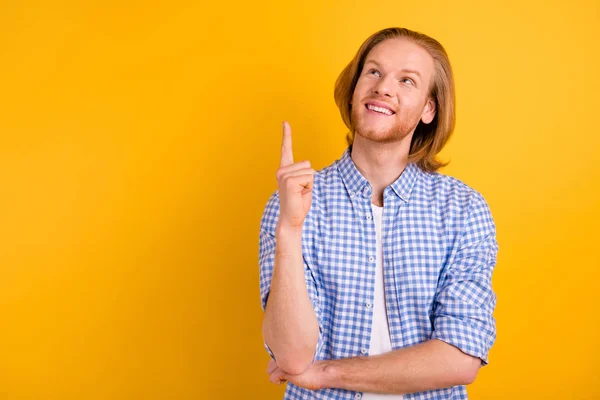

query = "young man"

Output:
[[259, 27, 498, 399]]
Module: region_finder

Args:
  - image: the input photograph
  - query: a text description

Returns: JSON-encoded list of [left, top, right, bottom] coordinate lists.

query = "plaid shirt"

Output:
[[259, 147, 498, 399]]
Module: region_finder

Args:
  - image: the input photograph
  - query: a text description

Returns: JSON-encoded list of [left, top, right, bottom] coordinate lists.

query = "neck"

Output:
[[350, 133, 412, 206]]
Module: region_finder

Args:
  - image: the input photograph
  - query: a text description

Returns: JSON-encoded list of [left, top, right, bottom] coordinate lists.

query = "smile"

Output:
[[365, 104, 395, 116]]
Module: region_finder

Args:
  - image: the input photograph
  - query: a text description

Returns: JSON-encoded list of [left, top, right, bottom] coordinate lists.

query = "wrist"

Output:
[[274, 222, 303, 259], [321, 359, 342, 389], [275, 221, 303, 238]]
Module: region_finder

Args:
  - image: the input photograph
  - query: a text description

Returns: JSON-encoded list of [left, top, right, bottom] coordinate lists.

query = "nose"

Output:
[[372, 75, 394, 97]]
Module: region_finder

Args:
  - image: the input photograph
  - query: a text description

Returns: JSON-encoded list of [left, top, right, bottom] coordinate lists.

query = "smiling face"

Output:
[[350, 38, 437, 144]]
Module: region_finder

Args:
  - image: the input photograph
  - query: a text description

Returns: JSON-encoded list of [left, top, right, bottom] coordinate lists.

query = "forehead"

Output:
[[365, 38, 434, 77]]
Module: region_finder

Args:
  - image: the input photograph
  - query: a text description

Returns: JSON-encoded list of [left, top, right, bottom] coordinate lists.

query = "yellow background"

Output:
[[0, 1, 598, 399]]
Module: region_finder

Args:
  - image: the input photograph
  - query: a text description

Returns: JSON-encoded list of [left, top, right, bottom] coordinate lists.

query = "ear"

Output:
[[421, 97, 436, 124]]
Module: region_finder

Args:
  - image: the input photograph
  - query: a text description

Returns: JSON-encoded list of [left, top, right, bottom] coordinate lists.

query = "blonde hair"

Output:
[[334, 27, 456, 173]]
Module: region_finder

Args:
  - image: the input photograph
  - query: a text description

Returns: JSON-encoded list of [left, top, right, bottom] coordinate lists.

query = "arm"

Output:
[[261, 223, 321, 375], [429, 190, 498, 368], [260, 121, 322, 375], [320, 338, 480, 394]]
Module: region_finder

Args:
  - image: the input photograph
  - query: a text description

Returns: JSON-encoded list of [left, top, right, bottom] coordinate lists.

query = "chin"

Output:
[[356, 130, 399, 144], [354, 114, 419, 144], [355, 122, 399, 143]]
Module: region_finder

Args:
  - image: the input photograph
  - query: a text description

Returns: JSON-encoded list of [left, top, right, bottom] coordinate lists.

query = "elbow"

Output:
[[276, 356, 314, 375], [459, 357, 481, 385], [264, 339, 315, 375], [433, 339, 483, 386], [262, 326, 317, 375], [266, 340, 317, 375]]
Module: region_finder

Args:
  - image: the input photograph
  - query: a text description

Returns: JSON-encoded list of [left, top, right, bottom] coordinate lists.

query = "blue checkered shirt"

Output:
[[259, 147, 498, 399]]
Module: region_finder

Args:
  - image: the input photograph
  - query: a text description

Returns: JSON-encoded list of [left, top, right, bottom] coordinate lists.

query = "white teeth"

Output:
[[367, 104, 393, 115]]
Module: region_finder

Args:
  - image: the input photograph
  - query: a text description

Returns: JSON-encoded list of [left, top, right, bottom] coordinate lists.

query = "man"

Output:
[[259, 27, 498, 399]]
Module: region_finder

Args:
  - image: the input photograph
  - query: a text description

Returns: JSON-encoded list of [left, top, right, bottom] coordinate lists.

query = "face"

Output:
[[350, 38, 437, 144]]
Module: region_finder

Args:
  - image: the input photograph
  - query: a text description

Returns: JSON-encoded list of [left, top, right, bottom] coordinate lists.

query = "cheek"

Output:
[[353, 80, 369, 98], [350, 93, 363, 115], [398, 96, 421, 113], [350, 89, 361, 105]]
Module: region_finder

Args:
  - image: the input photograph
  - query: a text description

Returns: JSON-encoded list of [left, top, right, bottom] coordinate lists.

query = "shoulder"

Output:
[[419, 170, 490, 208], [415, 170, 495, 230], [417, 171, 497, 255]]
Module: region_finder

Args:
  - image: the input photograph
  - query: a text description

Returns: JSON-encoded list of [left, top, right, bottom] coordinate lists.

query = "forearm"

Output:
[[262, 223, 319, 374], [323, 339, 480, 394]]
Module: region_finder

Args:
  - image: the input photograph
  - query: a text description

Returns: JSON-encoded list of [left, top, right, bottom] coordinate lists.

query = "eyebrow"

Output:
[[365, 59, 422, 81]]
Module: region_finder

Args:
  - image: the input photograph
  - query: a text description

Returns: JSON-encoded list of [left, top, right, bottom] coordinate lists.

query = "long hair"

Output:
[[334, 27, 456, 173]]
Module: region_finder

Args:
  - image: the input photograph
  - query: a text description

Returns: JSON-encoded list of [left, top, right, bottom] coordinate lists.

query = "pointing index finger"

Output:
[[280, 121, 294, 168]]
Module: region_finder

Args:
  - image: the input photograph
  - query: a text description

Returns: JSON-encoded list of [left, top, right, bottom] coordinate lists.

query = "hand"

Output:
[[276, 121, 315, 229], [267, 358, 330, 391]]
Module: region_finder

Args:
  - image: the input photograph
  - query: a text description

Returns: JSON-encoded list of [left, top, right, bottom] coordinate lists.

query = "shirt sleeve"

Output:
[[258, 191, 325, 363], [431, 191, 499, 366]]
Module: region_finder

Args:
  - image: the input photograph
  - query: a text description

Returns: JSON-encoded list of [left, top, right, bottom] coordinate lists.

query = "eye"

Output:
[[367, 68, 381, 77], [400, 77, 415, 86]]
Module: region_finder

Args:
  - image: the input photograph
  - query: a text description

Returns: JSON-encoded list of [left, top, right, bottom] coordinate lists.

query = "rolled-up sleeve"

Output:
[[258, 191, 325, 362], [431, 191, 499, 366]]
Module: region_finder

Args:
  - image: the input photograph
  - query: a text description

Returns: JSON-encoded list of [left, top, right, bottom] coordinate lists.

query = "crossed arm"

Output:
[[267, 338, 482, 394], [261, 221, 486, 394]]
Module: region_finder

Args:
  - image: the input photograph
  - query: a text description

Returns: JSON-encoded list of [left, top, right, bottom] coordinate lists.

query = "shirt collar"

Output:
[[336, 146, 421, 203]]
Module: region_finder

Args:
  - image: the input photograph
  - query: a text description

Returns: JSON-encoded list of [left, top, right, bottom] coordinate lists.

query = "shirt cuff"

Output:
[[431, 314, 495, 366]]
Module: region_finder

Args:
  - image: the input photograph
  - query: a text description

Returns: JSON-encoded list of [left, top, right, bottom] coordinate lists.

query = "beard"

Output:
[[350, 104, 421, 144]]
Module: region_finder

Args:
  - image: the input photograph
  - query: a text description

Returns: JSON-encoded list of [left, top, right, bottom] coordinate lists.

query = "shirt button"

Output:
[[368, 256, 374, 262], [350, 191, 355, 198], [366, 215, 372, 220], [314, 307, 320, 312], [366, 302, 372, 309], [355, 394, 362, 399], [360, 348, 367, 355]]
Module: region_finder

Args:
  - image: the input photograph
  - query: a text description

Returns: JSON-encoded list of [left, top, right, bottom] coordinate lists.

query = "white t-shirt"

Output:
[[362, 204, 404, 400]]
